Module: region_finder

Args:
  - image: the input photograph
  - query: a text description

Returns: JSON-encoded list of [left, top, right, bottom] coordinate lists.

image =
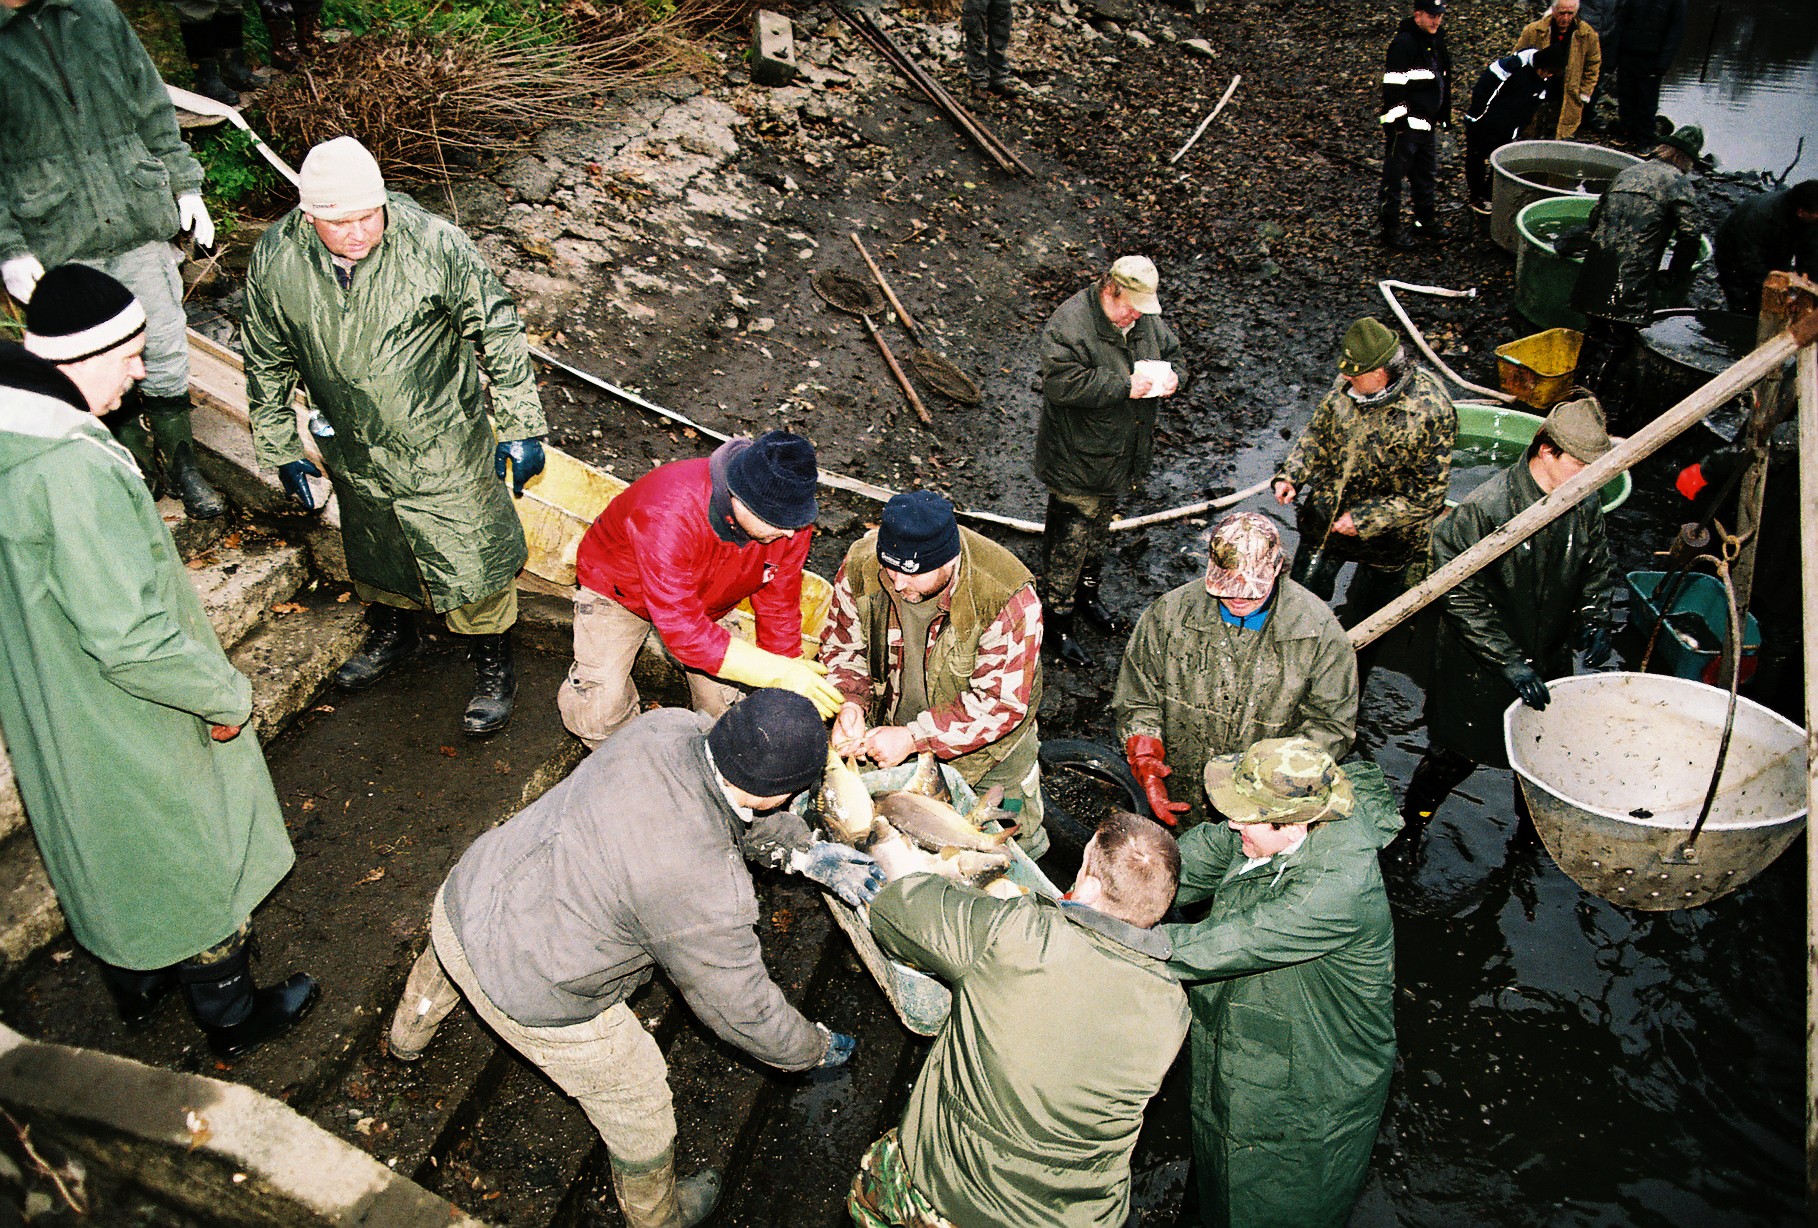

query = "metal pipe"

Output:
[[1350, 320, 1812, 648]]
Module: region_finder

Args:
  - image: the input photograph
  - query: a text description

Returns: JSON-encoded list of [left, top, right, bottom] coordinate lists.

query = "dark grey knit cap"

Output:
[[707, 688, 828, 797]]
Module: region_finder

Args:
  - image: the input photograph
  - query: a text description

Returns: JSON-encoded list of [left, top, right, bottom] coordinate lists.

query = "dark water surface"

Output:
[[1658, 0, 1818, 175]]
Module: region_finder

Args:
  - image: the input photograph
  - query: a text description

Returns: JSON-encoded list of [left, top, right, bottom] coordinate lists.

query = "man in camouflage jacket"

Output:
[[1273, 317, 1457, 622]]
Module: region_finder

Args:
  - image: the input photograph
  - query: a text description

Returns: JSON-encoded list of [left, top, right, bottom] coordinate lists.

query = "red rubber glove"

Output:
[[1126, 734, 1189, 827]]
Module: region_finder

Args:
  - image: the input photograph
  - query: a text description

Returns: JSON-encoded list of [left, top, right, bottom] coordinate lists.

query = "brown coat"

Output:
[[1514, 16, 1601, 138]]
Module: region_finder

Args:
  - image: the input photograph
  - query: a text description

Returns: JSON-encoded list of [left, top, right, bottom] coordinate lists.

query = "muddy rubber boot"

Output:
[[264, 14, 301, 70], [1076, 568, 1126, 635], [610, 1147, 721, 1228], [179, 937, 319, 1059], [98, 962, 180, 1032], [1041, 610, 1094, 669], [296, 9, 322, 60], [334, 603, 421, 690], [387, 942, 462, 1061], [462, 633, 517, 736], [106, 395, 163, 496], [177, 20, 238, 105], [146, 401, 226, 519], [211, 13, 266, 91]]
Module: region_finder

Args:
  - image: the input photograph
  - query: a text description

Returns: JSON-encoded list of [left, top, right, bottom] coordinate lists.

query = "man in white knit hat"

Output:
[[243, 136, 549, 737]]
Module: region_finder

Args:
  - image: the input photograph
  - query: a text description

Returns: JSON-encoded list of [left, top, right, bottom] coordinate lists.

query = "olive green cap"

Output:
[[1540, 395, 1611, 462], [1204, 737, 1356, 826], [1659, 124, 1705, 160], [1339, 316, 1399, 376]]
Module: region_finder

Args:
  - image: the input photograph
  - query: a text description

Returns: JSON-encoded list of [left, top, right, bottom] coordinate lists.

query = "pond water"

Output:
[[1658, 0, 1818, 175]]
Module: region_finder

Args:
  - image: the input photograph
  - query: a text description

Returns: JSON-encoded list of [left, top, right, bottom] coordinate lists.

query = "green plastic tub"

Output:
[[1514, 196, 1712, 331], [1625, 570, 1761, 685], [1450, 402, 1630, 512]]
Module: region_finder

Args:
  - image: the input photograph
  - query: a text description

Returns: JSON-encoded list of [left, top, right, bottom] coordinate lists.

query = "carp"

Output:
[[866, 820, 1012, 884], [875, 791, 1019, 854], [818, 748, 875, 843], [903, 751, 953, 803]]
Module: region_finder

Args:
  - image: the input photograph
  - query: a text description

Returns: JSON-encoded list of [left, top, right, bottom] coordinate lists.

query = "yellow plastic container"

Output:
[[1495, 328, 1584, 410], [514, 445, 832, 653]]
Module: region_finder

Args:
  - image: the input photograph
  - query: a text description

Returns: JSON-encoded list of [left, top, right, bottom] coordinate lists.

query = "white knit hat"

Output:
[[298, 137, 386, 220]]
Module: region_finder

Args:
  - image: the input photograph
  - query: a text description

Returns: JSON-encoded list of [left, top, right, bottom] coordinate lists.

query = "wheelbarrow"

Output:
[[790, 761, 1062, 1035], [1504, 672, 1807, 911]]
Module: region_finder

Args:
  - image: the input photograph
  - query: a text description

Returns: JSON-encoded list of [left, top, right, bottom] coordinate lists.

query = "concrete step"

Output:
[[186, 527, 315, 655], [231, 585, 368, 740]]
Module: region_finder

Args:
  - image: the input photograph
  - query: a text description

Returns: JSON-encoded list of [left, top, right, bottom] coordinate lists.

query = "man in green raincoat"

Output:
[[1162, 737, 1399, 1228], [0, 265, 313, 1056], [1400, 396, 1615, 842], [244, 136, 548, 736], [1114, 511, 1358, 829]]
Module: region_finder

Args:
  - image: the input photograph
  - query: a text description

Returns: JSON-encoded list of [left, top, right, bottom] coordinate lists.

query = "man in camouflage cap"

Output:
[[1274, 317, 1457, 627], [1403, 395, 1616, 845], [1161, 737, 1400, 1227], [1570, 125, 1706, 407], [1114, 512, 1358, 828]]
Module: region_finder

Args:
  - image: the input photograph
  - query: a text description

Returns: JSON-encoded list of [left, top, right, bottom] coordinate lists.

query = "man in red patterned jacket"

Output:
[[820, 491, 1050, 858], [558, 431, 842, 747]]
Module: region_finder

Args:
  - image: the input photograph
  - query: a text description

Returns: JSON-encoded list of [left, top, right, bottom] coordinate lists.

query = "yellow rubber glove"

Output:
[[718, 638, 844, 718]]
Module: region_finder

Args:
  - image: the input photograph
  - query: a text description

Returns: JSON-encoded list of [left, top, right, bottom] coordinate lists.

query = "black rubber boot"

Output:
[[264, 14, 301, 70], [462, 633, 517, 736], [146, 400, 226, 519], [210, 13, 265, 91], [1041, 610, 1094, 668], [98, 962, 180, 1032], [333, 603, 421, 690], [179, 19, 242, 107], [1076, 567, 1126, 635], [179, 936, 319, 1059], [105, 393, 162, 495]]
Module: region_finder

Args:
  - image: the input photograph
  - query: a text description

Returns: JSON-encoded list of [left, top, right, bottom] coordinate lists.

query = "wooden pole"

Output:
[[1799, 340, 1818, 1216], [1350, 321, 1813, 648], [863, 314, 933, 426], [1726, 273, 1797, 681], [851, 234, 921, 340], [1168, 74, 1241, 166]]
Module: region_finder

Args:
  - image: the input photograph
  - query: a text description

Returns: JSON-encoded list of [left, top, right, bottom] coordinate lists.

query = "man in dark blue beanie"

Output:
[[564, 430, 841, 749], [389, 687, 880, 1227], [819, 491, 1052, 858]]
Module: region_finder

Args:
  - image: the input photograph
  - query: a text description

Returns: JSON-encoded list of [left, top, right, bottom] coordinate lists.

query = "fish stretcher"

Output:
[[792, 762, 1061, 1036]]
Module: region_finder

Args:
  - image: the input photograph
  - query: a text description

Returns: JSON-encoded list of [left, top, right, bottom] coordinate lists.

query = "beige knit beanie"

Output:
[[298, 137, 386, 220]]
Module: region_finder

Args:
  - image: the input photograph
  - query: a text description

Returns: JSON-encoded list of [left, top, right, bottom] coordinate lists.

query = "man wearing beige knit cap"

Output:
[[243, 136, 549, 736]]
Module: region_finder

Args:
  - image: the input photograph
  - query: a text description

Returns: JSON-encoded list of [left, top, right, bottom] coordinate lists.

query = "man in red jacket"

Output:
[[558, 431, 842, 746]]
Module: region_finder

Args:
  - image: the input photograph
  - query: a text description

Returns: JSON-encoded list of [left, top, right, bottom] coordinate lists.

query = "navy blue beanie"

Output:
[[707, 688, 828, 797], [726, 431, 819, 530], [877, 490, 961, 575]]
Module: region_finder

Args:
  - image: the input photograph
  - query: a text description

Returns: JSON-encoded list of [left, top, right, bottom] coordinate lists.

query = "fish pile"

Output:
[[817, 749, 1026, 898]]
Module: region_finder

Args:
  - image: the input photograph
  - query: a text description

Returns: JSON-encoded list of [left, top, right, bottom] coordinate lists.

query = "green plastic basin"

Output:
[[1514, 196, 1713, 332], [1451, 402, 1630, 513]]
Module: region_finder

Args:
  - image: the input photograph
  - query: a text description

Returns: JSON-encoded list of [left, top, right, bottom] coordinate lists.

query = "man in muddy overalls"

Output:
[[245, 136, 548, 736], [1569, 124, 1704, 407], [1162, 738, 1397, 1228], [848, 811, 1187, 1228], [1114, 512, 1358, 829], [1034, 255, 1185, 669], [1273, 316, 1457, 625], [820, 490, 1049, 857], [1400, 396, 1616, 840], [386, 690, 880, 1228]]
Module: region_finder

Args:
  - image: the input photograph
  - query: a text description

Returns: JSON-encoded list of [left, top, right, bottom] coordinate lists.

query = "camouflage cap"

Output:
[[1338, 317, 1399, 376], [1540, 395, 1611, 462], [1204, 737, 1356, 826], [1659, 124, 1705, 160], [1203, 512, 1285, 600]]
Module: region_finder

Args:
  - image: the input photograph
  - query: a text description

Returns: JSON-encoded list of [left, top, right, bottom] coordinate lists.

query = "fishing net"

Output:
[[812, 269, 886, 316], [910, 348, 982, 405]]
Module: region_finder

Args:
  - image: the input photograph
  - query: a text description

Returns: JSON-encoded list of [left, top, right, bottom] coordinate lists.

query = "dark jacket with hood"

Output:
[[1380, 16, 1452, 133]]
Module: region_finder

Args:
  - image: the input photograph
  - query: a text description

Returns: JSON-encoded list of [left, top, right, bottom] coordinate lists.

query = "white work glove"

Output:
[[178, 194, 216, 250], [2, 253, 44, 304]]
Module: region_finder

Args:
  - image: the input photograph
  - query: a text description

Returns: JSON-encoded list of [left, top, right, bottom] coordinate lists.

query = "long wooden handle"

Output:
[[851, 234, 920, 340], [1349, 322, 1811, 648], [865, 315, 933, 426]]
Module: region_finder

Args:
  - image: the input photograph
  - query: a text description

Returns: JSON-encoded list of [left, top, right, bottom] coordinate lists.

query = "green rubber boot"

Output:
[[145, 397, 226, 520]]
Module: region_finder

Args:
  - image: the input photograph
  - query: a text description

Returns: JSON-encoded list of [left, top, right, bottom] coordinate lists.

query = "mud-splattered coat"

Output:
[[243, 193, 546, 611], [1113, 579, 1358, 829], [1425, 458, 1614, 765], [1275, 366, 1457, 573], [1159, 764, 1399, 1228], [1033, 285, 1185, 499], [1570, 157, 1701, 326]]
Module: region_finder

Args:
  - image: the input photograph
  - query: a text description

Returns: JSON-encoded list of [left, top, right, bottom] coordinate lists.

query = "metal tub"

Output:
[[1490, 139, 1640, 252], [1505, 672, 1807, 910]]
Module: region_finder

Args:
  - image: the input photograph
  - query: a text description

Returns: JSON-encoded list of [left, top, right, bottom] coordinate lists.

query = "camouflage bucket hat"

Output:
[[1204, 737, 1357, 826], [1203, 512, 1285, 600]]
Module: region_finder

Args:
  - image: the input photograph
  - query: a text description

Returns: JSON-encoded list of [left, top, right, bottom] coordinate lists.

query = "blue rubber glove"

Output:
[[494, 437, 546, 496], [278, 458, 322, 511], [790, 840, 886, 907], [1577, 624, 1613, 668], [1502, 661, 1551, 710], [815, 1024, 858, 1070]]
